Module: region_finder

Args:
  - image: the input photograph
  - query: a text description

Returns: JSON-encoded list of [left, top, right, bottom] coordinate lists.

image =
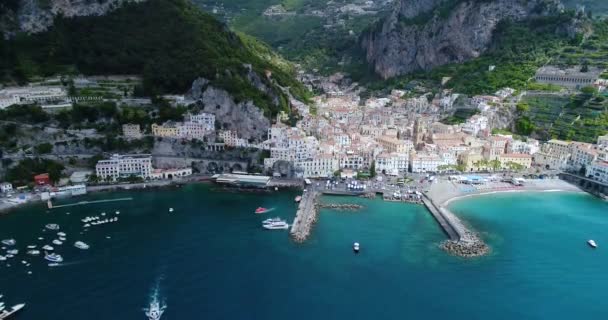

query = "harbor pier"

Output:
[[290, 190, 319, 242]]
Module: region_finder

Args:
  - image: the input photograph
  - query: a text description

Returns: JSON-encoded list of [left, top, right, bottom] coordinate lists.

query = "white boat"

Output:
[[26, 245, 36, 249], [42, 245, 54, 251], [57, 232, 66, 237], [353, 242, 360, 253], [84, 224, 90, 228], [45, 224, 60, 230], [27, 250, 40, 256], [59, 237, 66, 241], [144, 294, 166, 320], [588, 240, 597, 248], [115, 211, 120, 215], [6, 250, 18, 255], [169, 208, 174, 213], [1, 239, 15, 246], [44, 253, 63, 263], [52, 240, 63, 245], [262, 220, 289, 230], [262, 217, 283, 224], [0, 303, 25, 319], [0, 256, 5, 261], [74, 241, 90, 250]]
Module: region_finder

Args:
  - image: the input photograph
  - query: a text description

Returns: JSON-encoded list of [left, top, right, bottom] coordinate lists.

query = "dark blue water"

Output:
[[1, 186, 607, 319]]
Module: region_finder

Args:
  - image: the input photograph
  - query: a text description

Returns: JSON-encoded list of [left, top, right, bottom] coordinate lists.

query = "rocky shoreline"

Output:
[[440, 231, 490, 258], [318, 203, 364, 211]]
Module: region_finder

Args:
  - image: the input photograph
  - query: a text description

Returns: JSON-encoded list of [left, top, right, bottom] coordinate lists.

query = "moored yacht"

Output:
[[45, 224, 60, 230], [262, 220, 289, 230], [0, 303, 25, 319], [74, 241, 90, 250], [1, 239, 15, 246], [27, 250, 40, 256], [52, 239, 63, 245], [44, 253, 63, 263], [42, 245, 54, 251]]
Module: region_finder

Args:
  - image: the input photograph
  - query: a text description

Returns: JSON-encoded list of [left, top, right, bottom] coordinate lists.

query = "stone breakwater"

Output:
[[422, 196, 489, 258], [290, 190, 319, 243], [318, 203, 364, 211]]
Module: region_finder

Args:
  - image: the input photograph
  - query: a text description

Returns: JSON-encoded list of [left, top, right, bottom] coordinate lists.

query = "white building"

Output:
[[461, 115, 488, 136], [375, 153, 409, 175], [0, 182, 13, 193], [586, 161, 608, 184], [122, 124, 142, 139], [598, 135, 608, 149], [570, 142, 598, 171], [410, 153, 443, 173], [0, 86, 67, 109], [534, 139, 572, 170], [179, 121, 211, 140], [188, 112, 215, 131], [95, 154, 153, 181], [508, 139, 540, 155], [297, 155, 339, 178]]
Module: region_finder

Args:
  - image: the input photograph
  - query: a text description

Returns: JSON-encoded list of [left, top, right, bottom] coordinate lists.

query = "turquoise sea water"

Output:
[[1, 186, 607, 319]]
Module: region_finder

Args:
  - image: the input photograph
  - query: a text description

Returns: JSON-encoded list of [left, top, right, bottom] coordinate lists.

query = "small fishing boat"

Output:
[[26, 245, 36, 249], [6, 250, 18, 255], [52, 239, 63, 245], [42, 245, 54, 251], [255, 207, 269, 214], [588, 240, 597, 248], [295, 196, 302, 203], [27, 250, 40, 256], [168, 208, 174, 213], [353, 242, 360, 253], [45, 224, 60, 230], [57, 232, 66, 237], [1, 239, 15, 246]]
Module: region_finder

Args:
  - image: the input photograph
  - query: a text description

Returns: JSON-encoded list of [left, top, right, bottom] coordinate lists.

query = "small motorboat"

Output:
[[45, 223, 60, 230], [52, 239, 63, 245], [262, 220, 289, 230], [74, 241, 90, 250], [255, 207, 269, 214], [42, 245, 54, 251], [57, 232, 66, 237], [588, 240, 597, 248], [1, 239, 16, 246], [44, 253, 63, 263], [169, 208, 174, 213], [27, 250, 41, 256], [263, 217, 282, 224], [0, 255, 6, 261], [27, 245, 36, 249], [353, 242, 360, 253], [6, 249, 18, 255], [295, 196, 302, 203]]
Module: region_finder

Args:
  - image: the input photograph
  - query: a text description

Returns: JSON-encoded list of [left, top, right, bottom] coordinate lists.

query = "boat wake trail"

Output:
[[144, 276, 167, 320]]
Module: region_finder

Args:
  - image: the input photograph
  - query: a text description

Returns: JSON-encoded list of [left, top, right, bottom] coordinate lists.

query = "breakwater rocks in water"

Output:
[[290, 191, 319, 243], [319, 203, 364, 211], [440, 232, 490, 258]]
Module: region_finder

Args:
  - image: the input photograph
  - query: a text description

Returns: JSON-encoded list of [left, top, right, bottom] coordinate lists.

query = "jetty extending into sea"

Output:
[[290, 190, 319, 242]]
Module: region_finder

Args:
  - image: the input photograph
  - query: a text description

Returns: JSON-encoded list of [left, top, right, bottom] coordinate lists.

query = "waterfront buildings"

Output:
[[410, 153, 443, 173], [95, 154, 153, 181], [150, 168, 193, 180], [34, 173, 51, 186], [534, 139, 572, 170], [586, 161, 608, 184], [297, 155, 339, 178], [499, 154, 533, 169]]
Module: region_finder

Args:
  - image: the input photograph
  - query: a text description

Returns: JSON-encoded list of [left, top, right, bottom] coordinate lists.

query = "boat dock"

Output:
[[290, 190, 319, 242], [48, 197, 133, 209]]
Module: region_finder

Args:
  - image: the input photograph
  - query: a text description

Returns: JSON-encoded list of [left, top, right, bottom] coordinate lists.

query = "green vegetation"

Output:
[[6, 158, 65, 185], [518, 93, 608, 142], [441, 108, 480, 125], [0, 0, 309, 118]]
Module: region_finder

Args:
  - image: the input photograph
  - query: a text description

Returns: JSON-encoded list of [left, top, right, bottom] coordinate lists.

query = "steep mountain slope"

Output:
[[0, 0, 309, 121], [361, 0, 565, 79]]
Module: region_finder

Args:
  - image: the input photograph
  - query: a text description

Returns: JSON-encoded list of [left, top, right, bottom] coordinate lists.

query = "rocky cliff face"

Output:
[[1, 0, 143, 37], [190, 78, 271, 142], [361, 0, 563, 79]]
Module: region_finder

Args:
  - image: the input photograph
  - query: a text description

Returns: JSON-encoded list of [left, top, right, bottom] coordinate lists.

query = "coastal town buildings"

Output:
[[499, 154, 533, 169], [0, 182, 13, 193], [410, 153, 443, 173], [152, 112, 215, 140], [95, 154, 153, 181], [534, 140, 572, 170], [0, 86, 67, 109], [122, 124, 142, 139], [586, 161, 608, 184], [150, 168, 193, 180]]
